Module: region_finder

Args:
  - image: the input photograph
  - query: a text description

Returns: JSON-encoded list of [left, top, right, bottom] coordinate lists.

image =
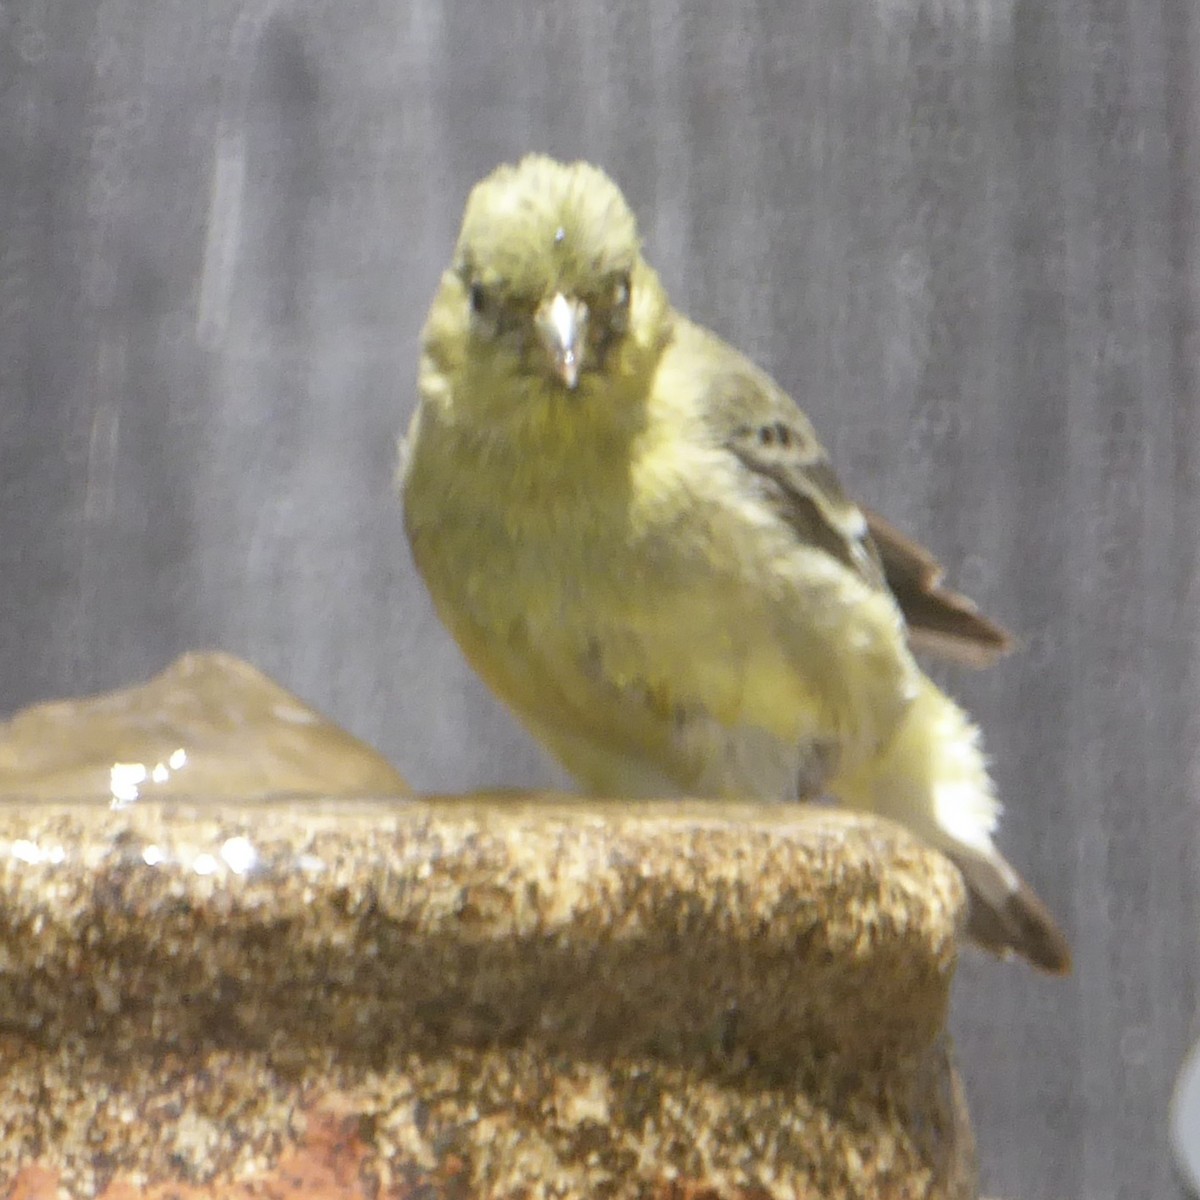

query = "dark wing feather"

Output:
[[714, 389, 887, 593], [687, 320, 1011, 668], [863, 508, 1012, 668], [727, 424, 888, 587]]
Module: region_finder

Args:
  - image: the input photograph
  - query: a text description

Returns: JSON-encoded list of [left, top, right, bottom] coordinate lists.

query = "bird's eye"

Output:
[[602, 272, 632, 339], [468, 281, 523, 339]]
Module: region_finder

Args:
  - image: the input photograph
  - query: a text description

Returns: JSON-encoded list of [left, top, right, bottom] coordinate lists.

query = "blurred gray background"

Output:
[[1, 0, 1196, 1196]]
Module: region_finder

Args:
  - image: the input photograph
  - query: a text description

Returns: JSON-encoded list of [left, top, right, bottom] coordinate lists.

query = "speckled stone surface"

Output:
[[0, 797, 976, 1200], [0, 655, 977, 1197]]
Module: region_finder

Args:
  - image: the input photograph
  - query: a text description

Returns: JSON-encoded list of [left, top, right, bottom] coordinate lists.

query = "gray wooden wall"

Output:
[[1, 1, 1196, 1196]]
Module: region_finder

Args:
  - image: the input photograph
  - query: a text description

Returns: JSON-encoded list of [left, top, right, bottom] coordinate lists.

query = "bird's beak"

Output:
[[534, 292, 589, 390]]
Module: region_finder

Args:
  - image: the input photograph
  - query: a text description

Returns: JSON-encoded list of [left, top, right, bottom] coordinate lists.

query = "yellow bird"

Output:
[[402, 154, 1070, 973]]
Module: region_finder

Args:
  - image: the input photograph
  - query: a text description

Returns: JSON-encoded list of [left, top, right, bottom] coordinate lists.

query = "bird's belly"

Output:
[[413, 480, 911, 799], [446, 538, 841, 794]]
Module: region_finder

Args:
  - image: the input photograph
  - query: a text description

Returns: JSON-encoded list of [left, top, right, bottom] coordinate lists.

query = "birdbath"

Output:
[[0, 654, 977, 1199]]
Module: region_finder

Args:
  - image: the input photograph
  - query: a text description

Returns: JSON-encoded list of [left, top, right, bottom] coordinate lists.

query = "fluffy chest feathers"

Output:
[[401, 359, 862, 758], [407, 374, 740, 622]]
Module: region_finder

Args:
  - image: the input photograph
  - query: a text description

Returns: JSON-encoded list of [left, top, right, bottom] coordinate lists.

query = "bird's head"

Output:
[[423, 156, 672, 416]]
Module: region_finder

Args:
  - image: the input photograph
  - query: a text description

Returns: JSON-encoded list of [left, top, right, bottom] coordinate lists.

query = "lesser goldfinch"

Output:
[[402, 155, 1070, 973]]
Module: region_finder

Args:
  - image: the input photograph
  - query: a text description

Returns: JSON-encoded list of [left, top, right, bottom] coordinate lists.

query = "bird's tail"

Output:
[[945, 842, 1073, 973], [834, 675, 1071, 974]]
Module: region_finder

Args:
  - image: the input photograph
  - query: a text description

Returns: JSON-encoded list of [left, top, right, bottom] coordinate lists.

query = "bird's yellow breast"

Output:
[[402, 367, 876, 770]]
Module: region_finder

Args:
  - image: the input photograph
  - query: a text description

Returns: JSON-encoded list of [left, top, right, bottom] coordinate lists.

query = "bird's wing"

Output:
[[862, 507, 1012, 668], [691, 328, 888, 592], [688, 323, 1010, 667]]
